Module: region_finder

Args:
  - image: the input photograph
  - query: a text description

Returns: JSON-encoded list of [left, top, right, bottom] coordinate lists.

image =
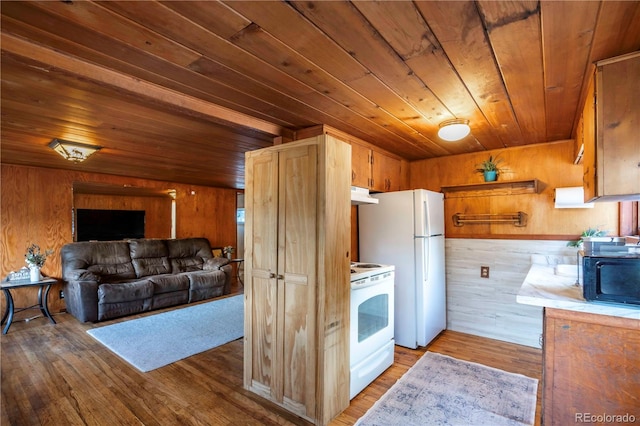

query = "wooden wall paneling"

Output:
[[73, 194, 172, 239], [409, 140, 618, 239], [1, 164, 238, 320], [543, 308, 640, 424]]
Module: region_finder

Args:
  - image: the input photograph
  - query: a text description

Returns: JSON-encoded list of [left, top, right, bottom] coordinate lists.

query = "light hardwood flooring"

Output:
[[1, 286, 542, 426]]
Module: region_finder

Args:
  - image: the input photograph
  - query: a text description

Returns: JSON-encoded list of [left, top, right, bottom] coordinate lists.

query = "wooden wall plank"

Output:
[[478, 1, 546, 144], [409, 140, 618, 238], [541, 1, 600, 141]]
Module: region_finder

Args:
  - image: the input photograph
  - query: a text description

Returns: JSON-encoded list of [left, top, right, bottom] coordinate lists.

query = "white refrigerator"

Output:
[[359, 189, 446, 349]]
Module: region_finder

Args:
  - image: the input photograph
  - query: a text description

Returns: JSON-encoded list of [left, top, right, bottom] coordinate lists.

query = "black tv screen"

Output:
[[76, 209, 145, 241]]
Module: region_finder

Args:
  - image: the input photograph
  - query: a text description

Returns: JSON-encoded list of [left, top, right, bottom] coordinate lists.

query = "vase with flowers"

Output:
[[25, 244, 53, 282], [223, 245, 235, 260]]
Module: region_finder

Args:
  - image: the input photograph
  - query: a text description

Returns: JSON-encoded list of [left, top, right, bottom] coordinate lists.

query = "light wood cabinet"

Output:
[[351, 143, 401, 192], [583, 51, 640, 202], [543, 308, 640, 424], [243, 135, 351, 425], [295, 124, 404, 193]]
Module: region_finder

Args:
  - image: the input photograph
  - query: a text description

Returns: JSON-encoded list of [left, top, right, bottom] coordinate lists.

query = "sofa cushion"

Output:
[[167, 238, 212, 273], [98, 280, 153, 304], [88, 263, 136, 281], [151, 291, 189, 310], [184, 270, 226, 302], [62, 241, 135, 281], [129, 239, 171, 277], [148, 274, 190, 294]]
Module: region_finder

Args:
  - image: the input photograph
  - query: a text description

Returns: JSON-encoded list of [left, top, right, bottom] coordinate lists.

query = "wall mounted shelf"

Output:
[[441, 179, 540, 198], [452, 212, 528, 227]]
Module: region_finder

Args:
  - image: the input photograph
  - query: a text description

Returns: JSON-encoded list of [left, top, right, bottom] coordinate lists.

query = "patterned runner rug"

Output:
[[356, 351, 538, 426], [87, 294, 244, 372]]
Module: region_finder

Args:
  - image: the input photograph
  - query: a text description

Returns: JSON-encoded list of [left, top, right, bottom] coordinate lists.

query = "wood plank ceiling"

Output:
[[2, 1, 639, 189]]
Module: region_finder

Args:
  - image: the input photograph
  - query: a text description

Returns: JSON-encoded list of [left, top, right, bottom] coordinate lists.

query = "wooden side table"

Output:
[[1, 277, 57, 334], [228, 258, 244, 285]]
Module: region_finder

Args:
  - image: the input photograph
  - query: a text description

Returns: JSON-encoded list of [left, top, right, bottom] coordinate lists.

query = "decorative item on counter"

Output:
[[475, 153, 504, 182], [223, 245, 234, 260], [566, 227, 608, 248], [25, 243, 54, 282]]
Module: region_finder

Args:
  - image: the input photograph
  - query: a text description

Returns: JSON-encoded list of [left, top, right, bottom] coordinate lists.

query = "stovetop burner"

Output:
[[354, 263, 383, 268], [350, 262, 395, 283]]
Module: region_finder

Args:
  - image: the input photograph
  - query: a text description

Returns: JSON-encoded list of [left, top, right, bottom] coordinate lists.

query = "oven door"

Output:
[[350, 277, 394, 367]]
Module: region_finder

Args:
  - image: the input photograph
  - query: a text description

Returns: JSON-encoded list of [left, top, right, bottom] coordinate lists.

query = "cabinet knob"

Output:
[[269, 272, 276, 279]]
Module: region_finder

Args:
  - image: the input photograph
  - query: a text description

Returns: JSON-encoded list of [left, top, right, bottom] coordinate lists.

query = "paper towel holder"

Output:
[[554, 186, 594, 209]]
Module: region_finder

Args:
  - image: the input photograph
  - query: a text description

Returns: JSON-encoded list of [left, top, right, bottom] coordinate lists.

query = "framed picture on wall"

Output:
[[212, 247, 223, 258]]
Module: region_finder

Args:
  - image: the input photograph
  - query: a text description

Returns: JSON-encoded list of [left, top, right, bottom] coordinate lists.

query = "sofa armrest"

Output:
[[203, 257, 230, 271], [63, 279, 99, 323], [66, 269, 101, 282]]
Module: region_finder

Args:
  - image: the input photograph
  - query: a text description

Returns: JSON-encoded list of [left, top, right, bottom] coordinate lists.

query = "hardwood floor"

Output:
[[1, 288, 542, 426]]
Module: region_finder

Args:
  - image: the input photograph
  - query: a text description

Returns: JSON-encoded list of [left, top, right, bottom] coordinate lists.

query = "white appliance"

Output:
[[349, 262, 394, 399], [351, 186, 379, 205], [359, 189, 446, 349]]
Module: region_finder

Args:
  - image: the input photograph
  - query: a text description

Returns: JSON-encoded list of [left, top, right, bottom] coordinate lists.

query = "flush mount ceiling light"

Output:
[[48, 139, 102, 163], [437, 119, 471, 141]]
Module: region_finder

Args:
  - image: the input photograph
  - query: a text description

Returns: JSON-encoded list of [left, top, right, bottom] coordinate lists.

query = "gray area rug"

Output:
[[356, 351, 538, 426], [87, 295, 244, 372]]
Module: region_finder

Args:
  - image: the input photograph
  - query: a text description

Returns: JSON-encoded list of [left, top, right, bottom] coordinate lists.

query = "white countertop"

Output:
[[517, 255, 640, 320]]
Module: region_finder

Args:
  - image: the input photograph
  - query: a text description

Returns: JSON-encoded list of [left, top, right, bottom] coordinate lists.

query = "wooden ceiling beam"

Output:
[[1, 32, 292, 140]]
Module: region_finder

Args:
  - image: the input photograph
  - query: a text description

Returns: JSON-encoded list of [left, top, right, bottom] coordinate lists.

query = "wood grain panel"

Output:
[[543, 308, 640, 425], [541, 1, 600, 141], [1, 164, 238, 320], [410, 140, 618, 239], [478, 1, 546, 144], [415, 0, 525, 148], [73, 194, 172, 239]]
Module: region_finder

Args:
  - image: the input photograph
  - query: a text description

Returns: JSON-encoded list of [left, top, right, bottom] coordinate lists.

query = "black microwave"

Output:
[[583, 255, 640, 306]]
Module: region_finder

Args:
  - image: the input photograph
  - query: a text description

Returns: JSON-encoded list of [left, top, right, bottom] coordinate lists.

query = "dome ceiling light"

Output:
[[437, 119, 471, 141]]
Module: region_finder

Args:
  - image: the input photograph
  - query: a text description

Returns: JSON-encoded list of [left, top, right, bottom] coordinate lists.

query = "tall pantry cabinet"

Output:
[[243, 135, 351, 425]]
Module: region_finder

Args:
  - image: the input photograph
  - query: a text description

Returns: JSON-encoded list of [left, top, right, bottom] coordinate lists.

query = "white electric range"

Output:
[[349, 262, 395, 399]]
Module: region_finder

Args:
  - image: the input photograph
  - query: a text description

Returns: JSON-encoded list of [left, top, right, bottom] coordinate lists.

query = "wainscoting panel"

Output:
[[445, 239, 577, 347]]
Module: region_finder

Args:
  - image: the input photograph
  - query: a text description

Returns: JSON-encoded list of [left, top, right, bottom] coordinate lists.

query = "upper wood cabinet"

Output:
[[583, 51, 640, 202], [295, 125, 404, 193], [243, 135, 351, 425], [351, 143, 401, 192]]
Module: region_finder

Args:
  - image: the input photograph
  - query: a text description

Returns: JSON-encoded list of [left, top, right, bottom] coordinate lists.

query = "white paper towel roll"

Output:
[[554, 187, 594, 208]]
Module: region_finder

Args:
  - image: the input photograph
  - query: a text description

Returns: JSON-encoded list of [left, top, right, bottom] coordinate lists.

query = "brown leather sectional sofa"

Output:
[[60, 238, 232, 322]]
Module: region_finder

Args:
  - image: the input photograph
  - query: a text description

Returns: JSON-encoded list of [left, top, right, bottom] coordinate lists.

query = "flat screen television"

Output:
[[76, 209, 145, 241]]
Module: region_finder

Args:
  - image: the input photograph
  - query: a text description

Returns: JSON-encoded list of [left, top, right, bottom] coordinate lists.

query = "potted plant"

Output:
[[475, 154, 504, 182], [25, 243, 53, 281], [566, 227, 608, 248]]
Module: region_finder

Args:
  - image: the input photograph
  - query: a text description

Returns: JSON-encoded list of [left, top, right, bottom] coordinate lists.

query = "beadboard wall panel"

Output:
[[445, 238, 578, 347], [1, 164, 238, 320]]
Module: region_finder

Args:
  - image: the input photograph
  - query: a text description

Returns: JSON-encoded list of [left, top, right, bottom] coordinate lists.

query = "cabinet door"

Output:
[[597, 55, 640, 198], [582, 75, 597, 201], [244, 149, 279, 398], [277, 144, 318, 416], [351, 143, 371, 188], [245, 144, 318, 418], [371, 150, 401, 192]]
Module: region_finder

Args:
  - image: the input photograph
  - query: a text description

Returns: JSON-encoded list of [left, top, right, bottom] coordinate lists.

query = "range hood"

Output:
[[351, 186, 379, 205]]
